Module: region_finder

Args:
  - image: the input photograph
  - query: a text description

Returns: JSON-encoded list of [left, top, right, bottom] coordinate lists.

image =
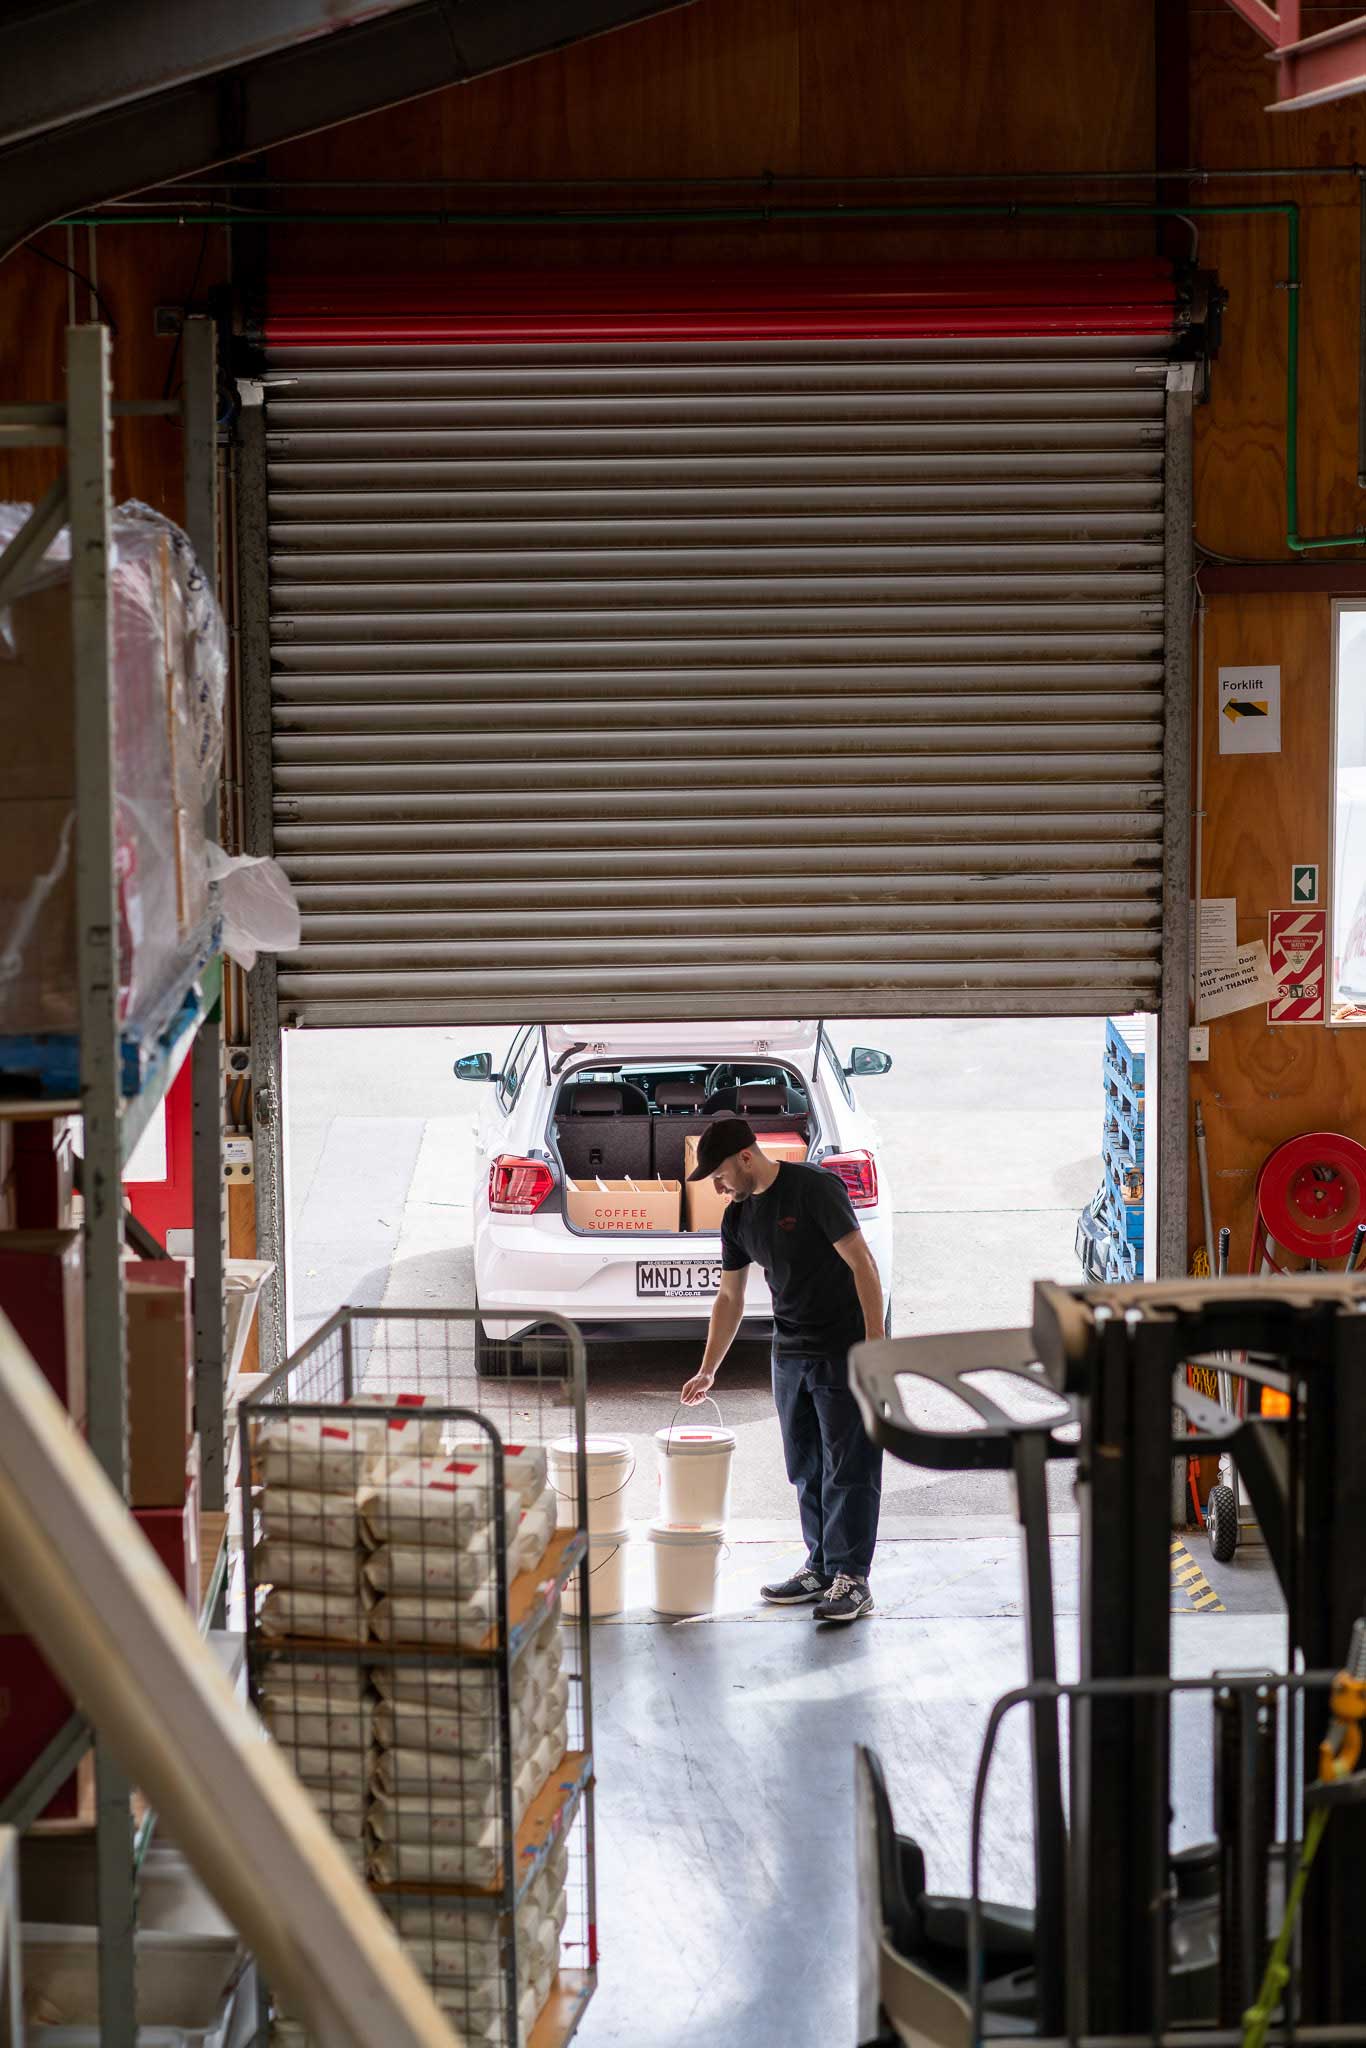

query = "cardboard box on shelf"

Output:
[[682, 1131, 810, 1232], [126, 1260, 194, 1507], [0, 1229, 85, 1426], [565, 1178, 682, 1233], [13, 1117, 76, 1230], [0, 802, 79, 1035], [0, 1614, 83, 1823], [134, 1438, 201, 1611]]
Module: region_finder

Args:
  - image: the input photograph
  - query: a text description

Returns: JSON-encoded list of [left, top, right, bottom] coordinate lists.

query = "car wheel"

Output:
[[1205, 1482, 1238, 1564]]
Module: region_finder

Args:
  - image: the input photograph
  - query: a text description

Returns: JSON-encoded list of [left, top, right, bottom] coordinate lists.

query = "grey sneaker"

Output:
[[760, 1567, 831, 1605], [813, 1573, 874, 1623]]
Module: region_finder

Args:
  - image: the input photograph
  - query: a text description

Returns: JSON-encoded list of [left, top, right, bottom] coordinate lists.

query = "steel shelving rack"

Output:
[[0, 319, 231, 2046]]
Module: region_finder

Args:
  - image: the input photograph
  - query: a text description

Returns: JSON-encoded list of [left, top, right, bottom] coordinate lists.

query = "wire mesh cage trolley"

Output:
[[239, 1307, 596, 2048]]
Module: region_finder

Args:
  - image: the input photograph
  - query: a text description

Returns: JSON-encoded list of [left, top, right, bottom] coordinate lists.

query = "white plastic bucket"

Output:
[[655, 1401, 735, 1528], [547, 1435, 634, 1535], [648, 1522, 725, 1617], [562, 1526, 629, 1620]]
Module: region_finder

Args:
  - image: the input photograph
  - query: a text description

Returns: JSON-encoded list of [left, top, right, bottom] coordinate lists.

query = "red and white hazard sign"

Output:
[[1267, 908, 1327, 1025]]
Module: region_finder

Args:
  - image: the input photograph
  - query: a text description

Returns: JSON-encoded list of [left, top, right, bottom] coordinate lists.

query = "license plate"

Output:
[[636, 1260, 723, 1299]]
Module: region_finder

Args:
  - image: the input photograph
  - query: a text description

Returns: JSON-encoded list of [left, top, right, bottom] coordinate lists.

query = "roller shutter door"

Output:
[[260, 263, 1186, 1025]]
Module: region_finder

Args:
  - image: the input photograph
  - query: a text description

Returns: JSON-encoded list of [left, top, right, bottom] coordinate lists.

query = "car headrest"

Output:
[[654, 1082, 707, 1112], [570, 1084, 623, 1115], [735, 1084, 788, 1113]]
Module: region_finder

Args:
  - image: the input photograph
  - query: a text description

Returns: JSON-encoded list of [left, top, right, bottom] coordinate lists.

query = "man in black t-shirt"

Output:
[[680, 1117, 885, 1624]]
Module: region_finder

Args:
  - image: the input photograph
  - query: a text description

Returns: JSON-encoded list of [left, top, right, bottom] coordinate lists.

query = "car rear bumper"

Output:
[[474, 1210, 893, 1342]]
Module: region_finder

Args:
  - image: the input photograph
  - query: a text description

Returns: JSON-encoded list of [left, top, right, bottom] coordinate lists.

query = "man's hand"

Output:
[[681, 1367, 716, 1406]]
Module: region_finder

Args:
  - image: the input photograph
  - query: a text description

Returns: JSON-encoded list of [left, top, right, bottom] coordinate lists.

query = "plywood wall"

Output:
[[1187, 6, 1366, 1264], [264, 0, 1158, 273], [0, 225, 231, 519]]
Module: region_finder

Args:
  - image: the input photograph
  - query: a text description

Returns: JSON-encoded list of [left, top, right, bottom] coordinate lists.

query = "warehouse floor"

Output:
[[583, 1532, 1286, 2048]]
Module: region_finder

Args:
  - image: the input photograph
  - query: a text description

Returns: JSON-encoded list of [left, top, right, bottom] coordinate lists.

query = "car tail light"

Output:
[[821, 1151, 878, 1208], [489, 1155, 555, 1215]]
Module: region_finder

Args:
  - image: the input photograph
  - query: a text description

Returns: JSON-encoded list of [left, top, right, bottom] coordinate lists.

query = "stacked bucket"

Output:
[[548, 1436, 633, 1618], [648, 1405, 734, 1617], [547, 1410, 737, 1617]]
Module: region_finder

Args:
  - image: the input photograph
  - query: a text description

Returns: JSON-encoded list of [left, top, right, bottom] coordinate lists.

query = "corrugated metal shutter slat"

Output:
[[263, 290, 1174, 1023]]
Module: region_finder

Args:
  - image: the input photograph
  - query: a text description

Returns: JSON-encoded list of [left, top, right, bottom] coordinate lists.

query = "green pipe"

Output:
[[55, 194, 1366, 554]]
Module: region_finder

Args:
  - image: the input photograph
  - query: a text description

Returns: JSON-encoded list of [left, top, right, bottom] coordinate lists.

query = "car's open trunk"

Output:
[[549, 1065, 815, 1235]]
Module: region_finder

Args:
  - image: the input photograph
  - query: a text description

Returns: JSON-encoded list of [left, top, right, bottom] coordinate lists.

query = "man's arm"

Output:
[[834, 1229, 885, 1343], [681, 1267, 747, 1404]]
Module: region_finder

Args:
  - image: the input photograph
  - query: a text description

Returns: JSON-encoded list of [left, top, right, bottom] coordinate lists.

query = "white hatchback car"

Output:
[[457, 1020, 895, 1373]]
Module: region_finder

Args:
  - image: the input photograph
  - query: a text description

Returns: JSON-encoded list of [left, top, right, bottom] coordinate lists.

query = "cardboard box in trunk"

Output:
[[683, 1132, 809, 1232], [566, 1179, 682, 1233], [126, 1260, 195, 1507]]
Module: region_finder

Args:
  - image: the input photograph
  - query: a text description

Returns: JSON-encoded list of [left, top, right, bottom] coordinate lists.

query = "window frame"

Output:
[[1331, 600, 1366, 1026]]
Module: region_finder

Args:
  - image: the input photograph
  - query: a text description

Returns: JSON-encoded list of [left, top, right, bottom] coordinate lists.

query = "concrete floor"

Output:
[[582, 1533, 1285, 2048]]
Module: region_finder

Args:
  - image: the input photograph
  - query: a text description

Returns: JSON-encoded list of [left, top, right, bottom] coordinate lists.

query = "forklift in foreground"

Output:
[[849, 1277, 1366, 2048]]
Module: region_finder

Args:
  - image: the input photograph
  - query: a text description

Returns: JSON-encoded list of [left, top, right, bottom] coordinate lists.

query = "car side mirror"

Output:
[[846, 1047, 893, 1077], [454, 1052, 497, 1082]]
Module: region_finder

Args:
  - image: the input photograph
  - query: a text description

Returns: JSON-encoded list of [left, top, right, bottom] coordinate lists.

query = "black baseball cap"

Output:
[[687, 1116, 757, 1181]]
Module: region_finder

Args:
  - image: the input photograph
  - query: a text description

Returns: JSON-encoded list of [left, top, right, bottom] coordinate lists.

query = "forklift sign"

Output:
[[1267, 908, 1327, 1025]]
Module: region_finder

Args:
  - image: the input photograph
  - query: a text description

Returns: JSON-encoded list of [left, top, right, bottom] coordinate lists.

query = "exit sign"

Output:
[[1292, 864, 1319, 905]]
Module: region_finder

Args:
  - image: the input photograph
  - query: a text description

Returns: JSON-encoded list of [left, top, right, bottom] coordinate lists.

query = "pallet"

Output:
[[1105, 1016, 1146, 1097], [1101, 1162, 1144, 1246]]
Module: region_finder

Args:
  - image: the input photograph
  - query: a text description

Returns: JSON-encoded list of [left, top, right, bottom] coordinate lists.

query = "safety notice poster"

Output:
[[1267, 908, 1327, 1025], [1218, 665, 1281, 754]]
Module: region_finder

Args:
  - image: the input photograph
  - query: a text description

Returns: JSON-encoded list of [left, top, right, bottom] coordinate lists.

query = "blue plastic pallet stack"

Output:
[[1096, 1018, 1145, 1281]]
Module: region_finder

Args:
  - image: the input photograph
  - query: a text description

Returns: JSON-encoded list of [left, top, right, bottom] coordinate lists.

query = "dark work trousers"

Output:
[[771, 1349, 883, 1580]]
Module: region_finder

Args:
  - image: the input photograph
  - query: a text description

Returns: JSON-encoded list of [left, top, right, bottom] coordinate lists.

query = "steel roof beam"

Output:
[[0, 0, 429, 151], [0, 0, 692, 261]]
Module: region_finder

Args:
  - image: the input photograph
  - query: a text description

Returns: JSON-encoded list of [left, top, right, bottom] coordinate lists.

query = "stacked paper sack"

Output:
[[253, 1410, 398, 1868], [271, 1841, 570, 2048], [251, 1414, 571, 2044]]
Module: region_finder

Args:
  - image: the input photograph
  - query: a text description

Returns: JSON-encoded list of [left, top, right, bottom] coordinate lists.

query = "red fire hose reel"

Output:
[[1249, 1131, 1366, 1273]]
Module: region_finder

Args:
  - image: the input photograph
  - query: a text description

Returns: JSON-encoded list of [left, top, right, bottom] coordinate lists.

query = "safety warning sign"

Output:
[[1267, 908, 1327, 1025], [1219, 665, 1281, 754]]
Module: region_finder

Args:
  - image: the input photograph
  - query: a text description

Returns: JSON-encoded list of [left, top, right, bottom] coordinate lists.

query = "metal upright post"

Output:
[[181, 317, 219, 593], [1299, 1309, 1366, 2024], [234, 393, 287, 1368], [184, 316, 228, 1518], [67, 319, 136, 2047], [1159, 363, 1195, 1283], [1070, 1305, 1173, 2038]]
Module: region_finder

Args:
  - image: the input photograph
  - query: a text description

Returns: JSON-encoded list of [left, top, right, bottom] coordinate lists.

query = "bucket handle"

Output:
[[549, 1452, 637, 1509], [663, 1396, 725, 1454]]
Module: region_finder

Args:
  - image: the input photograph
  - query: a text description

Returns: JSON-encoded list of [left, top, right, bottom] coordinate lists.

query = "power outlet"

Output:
[[1189, 1025, 1210, 1063], [223, 1134, 254, 1182]]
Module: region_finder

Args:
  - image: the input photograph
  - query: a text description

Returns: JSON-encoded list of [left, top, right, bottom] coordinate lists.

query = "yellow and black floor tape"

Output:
[[1171, 1536, 1225, 1613]]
